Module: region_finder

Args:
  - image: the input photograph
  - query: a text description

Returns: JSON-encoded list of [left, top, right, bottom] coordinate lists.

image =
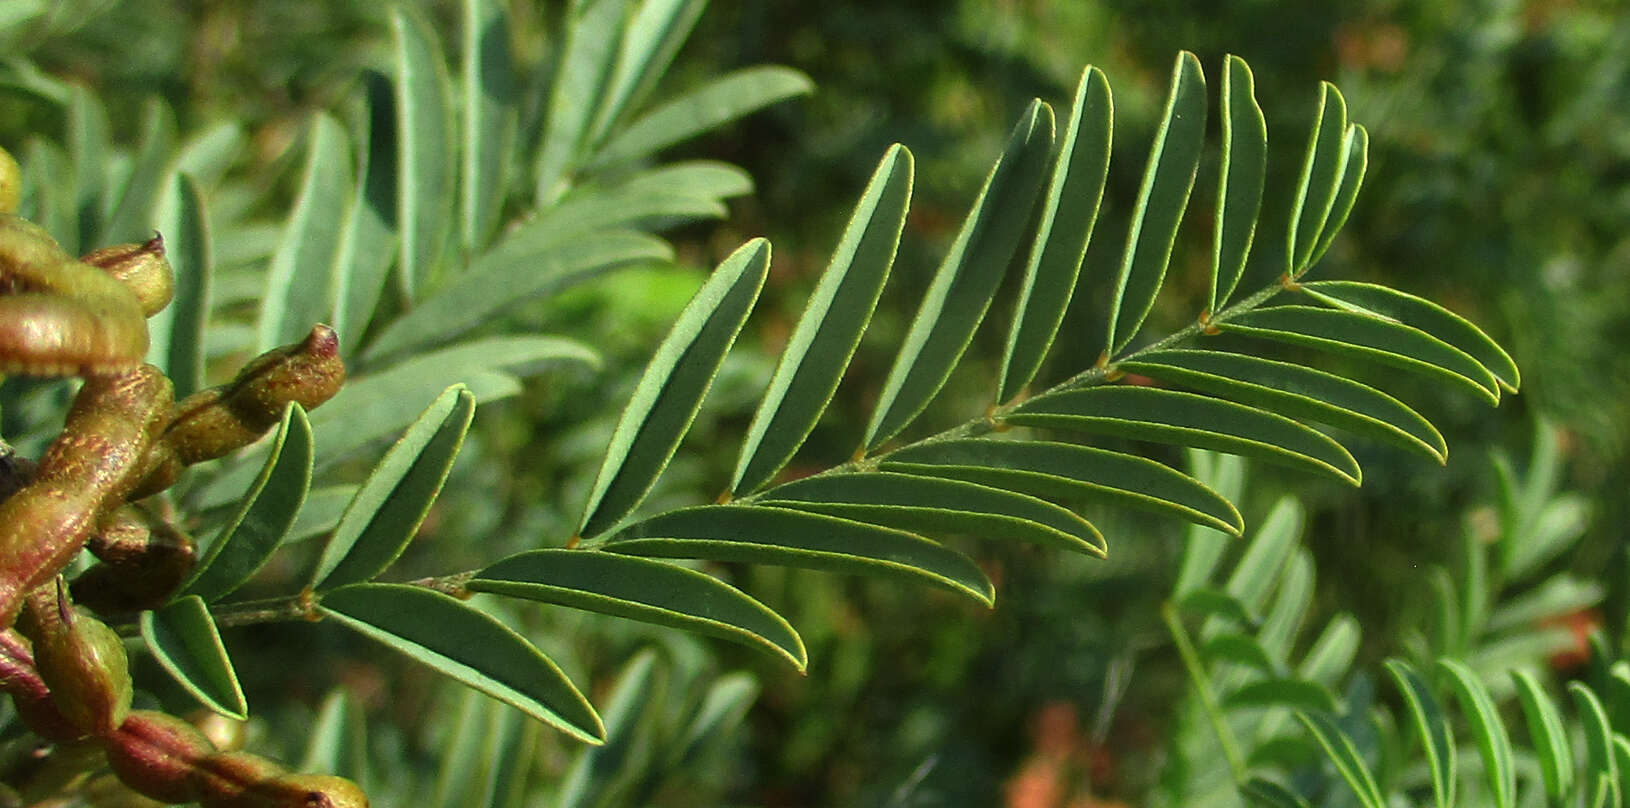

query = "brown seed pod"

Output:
[[0, 365, 173, 627], [238, 774, 369, 808], [0, 216, 149, 376], [190, 751, 288, 808], [103, 710, 215, 804], [0, 629, 83, 743], [29, 585, 132, 736], [72, 504, 196, 616], [81, 236, 174, 318]]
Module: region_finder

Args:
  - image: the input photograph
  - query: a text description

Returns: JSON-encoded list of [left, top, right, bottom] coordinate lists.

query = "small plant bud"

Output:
[[81, 236, 174, 318], [33, 587, 132, 735], [105, 710, 215, 803]]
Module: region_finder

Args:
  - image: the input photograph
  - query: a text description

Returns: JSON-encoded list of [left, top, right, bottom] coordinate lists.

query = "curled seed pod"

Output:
[[81, 236, 174, 318], [0, 216, 149, 376], [73, 504, 196, 615], [0, 629, 83, 743], [133, 326, 344, 498], [190, 751, 286, 808], [0, 146, 19, 216], [104, 710, 215, 804], [240, 774, 369, 808], [0, 366, 173, 626], [31, 585, 132, 735]]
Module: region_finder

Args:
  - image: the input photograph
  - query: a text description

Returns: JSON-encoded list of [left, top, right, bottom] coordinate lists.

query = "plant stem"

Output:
[[1162, 600, 1248, 782]]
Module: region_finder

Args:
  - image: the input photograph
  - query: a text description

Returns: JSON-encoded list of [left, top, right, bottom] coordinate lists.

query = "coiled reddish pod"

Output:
[[0, 216, 150, 377]]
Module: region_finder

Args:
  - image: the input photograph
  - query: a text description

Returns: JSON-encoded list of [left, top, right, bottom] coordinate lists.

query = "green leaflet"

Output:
[[258, 112, 352, 351], [586, 66, 814, 170], [1511, 669, 1571, 803], [334, 71, 402, 353], [1572, 682, 1622, 808], [584, 0, 707, 148], [299, 690, 370, 789], [1173, 451, 1246, 594], [1211, 55, 1267, 312], [533, 0, 625, 204], [183, 404, 313, 603], [1224, 678, 1340, 714], [1228, 496, 1303, 618], [1240, 777, 1311, 808], [731, 145, 913, 495], [1175, 586, 1260, 629], [67, 84, 108, 250], [469, 549, 806, 669], [460, 0, 515, 252], [104, 98, 176, 244], [1105, 51, 1206, 355], [148, 173, 211, 398], [1220, 305, 1502, 404], [1300, 280, 1520, 392], [1120, 349, 1447, 463], [578, 240, 770, 538], [759, 471, 1105, 557], [557, 650, 659, 808], [1202, 633, 1278, 674], [1308, 125, 1368, 270], [1008, 386, 1361, 484], [1437, 658, 1514, 808], [675, 673, 760, 768], [362, 230, 670, 363], [431, 690, 491, 808], [596, 505, 995, 606], [1297, 711, 1386, 808], [881, 438, 1242, 536], [140, 596, 247, 720], [1296, 614, 1359, 687], [863, 102, 1055, 449], [319, 584, 604, 743], [391, 3, 455, 297], [1287, 83, 1350, 275], [998, 65, 1112, 401], [1384, 659, 1455, 808], [312, 385, 476, 590]]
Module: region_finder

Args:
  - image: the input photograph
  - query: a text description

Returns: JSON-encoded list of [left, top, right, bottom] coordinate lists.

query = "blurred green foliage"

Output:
[[0, 1, 1624, 805]]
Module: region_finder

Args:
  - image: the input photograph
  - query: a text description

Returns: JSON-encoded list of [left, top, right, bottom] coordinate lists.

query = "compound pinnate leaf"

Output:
[[390, 3, 455, 298], [579, 239, 770, 538], [732, 145, 913, 495], [312, 384, 476, 590], [1211, 54, 1266, 312], [1008, 386, 1361, 485], [597, 505, 995, 606], [1437, 658, 1514, 808], [1384, 659, 1455, 808], [1120, 349, 1447, 463], [1221, 305, 1502, 404], [999, 65, 1112, 401], [1105, 51, 1206, 354], [1511, 669, 1571, 804], [587, 66, 814, 170], [319, 583, 604, 743], [1300, 280, 1519, 392], [140, 595, 246, 720], [182, 404, 313, 603], [882, 438, 1241, 536], [468, 549, 807, 670], [1287, 82, 1350, 275], [584, 0, 708, 147], [863, 100, 1055, 450], [760, 471, 1105, 557]]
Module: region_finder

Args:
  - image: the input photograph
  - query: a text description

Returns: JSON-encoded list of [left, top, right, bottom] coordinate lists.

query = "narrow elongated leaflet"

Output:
[[1437, 658, 1514, 808], [1211, 55, 1266, 310], [299, 689, 369, 785], [882, 438, 1241, 536], [1306, 125, 1368, 270], [391, 3, 455, 297], [1009, 386, 1360, 484], [149, 173, 211, 398], [1220, 305, 1502, 404], [104, 99, 176, 244], [864, 102, 1055, 449], [1104, 51, 1206, 354], [1222, 678, 1339, 713], [1176, 587, 1259, 628], [586, 66, 814, 170], [319, 583, 605, 743], [140, 595, 247, 720], [1384, 659, 1454, 808], [1297, 711, 1386, 808], [460, 0, 514, 251], [1286, 83, 1349, 274], [597, 505, 995, 606], [67, 84, 109, 250], [1240, 778, 1311, 808], [557, 651, 658, 808], [258, 112, 352, 351], [1300, 280, 1519, 391], [533, 0, 628, 204], [182, 404, 313, 603], [1201, 633, 1276, 673], [998, 66, 1112, 401], [732, 145, 913, 494], [469, 549, 807, 669], [677, 673, 760, 767], [760, 471, 1105, 556], [579, 240, 769, 538], [312, 385, 476, 589], [584, 0, 707, 148], [1510, 669, 1571, 803], [333, 72, 400, 354], [1570, 682, 1621, 808], [1120, 349, 1447, 462]]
